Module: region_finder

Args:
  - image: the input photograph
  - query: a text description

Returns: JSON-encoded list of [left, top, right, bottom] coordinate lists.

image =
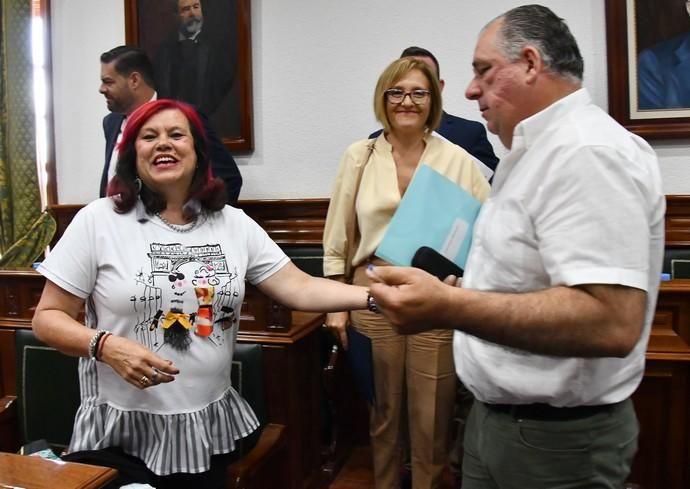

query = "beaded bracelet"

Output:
[[88, 329, 108, 360], [96, 331, 112, 361]]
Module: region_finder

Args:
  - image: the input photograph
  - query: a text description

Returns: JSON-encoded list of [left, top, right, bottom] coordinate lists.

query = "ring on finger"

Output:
[[139, 375, 150, 387]]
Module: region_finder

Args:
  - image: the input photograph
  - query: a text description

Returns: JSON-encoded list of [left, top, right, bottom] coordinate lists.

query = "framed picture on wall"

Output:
[[125, 0, 254, 151], [605, 0, 690, 139]]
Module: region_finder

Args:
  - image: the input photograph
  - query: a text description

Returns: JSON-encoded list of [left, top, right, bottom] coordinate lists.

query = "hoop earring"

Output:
[[135, 177, 142, 194]]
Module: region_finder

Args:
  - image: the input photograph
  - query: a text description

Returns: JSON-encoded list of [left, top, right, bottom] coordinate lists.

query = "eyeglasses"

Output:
[[385, 88, 431, 104]]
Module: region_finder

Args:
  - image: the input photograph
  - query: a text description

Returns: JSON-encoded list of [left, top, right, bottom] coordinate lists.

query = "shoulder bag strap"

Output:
[[344, 139, 376, 282]]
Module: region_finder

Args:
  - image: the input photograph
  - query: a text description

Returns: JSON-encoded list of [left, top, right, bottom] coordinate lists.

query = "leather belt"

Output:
[[483, 401, 621, 421]]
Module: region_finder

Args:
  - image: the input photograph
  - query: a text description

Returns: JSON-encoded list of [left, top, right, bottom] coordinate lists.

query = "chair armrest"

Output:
[[226, 423, 287, 489], [0, 395, 17, 422]]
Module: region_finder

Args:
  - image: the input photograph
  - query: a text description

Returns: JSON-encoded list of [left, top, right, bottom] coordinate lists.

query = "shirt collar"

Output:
[[511, 87, 590, 151]]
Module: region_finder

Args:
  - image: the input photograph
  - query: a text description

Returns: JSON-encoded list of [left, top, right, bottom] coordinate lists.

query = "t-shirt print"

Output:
[[130, 241, 241, 352]]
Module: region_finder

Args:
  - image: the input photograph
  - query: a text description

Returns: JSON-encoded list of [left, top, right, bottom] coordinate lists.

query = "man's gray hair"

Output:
[[494, 4, 584, 83]]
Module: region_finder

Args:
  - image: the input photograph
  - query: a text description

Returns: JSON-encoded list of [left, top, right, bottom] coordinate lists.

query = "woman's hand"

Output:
[[33, 279, 179, 390], [99, 334, 180, 389], [324, 311, 350, 350]]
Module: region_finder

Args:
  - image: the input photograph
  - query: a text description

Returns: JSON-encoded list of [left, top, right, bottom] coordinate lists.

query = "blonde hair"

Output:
[[373, 58, 443, 134]]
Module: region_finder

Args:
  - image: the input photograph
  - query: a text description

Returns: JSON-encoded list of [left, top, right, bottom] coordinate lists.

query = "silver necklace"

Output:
[[155, 212, 202, 233]]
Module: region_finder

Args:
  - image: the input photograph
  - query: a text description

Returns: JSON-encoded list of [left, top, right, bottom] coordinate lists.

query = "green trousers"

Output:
[[462, 398, 638, 489]]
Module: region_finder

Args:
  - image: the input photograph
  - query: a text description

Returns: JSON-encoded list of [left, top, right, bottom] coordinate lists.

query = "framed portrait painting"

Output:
[[125, 0, 254, 151], [606, 0, 690, 138]]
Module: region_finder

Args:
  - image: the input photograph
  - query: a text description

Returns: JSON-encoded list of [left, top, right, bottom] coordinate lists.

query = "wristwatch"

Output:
[[366, 291, 380, 314]]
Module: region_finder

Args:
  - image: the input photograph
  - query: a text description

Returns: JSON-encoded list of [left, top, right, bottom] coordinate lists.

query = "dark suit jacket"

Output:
[[638, 31, 690, 110], [153, 29, 235, 120], [101, 110, 242, 204], [369, 111, 499, 172]]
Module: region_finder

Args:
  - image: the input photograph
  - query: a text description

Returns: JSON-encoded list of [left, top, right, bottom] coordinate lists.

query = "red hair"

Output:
[[120, 99, 206, 159], [107, 99, 225, 214]]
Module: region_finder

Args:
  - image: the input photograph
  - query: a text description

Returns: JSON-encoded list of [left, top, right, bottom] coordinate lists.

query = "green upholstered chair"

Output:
[[226, 342, 288, 489], [663, 248, 690, 278], [0, 330, 287, 489], [14, 328, 80, 452], [282, 245, 324, 277]]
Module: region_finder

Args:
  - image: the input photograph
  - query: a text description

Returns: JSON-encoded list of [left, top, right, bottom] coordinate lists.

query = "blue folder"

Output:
[[375, 164, 482, 268]]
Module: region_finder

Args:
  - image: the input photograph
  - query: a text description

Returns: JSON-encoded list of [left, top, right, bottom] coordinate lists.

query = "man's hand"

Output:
[[369, 264, 648, 357], [367, 265, 455, 334]]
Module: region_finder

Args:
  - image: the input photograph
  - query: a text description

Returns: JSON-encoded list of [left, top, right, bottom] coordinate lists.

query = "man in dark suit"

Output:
[[637, 0, 690, 110], [153, 0, 239, 137], [99, 45, 242, 203], [638, 31, 690, 110], [370, 46, 499, 177]]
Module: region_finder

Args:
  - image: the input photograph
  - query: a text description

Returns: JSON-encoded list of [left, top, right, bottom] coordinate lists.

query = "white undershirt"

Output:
[[107, 93, 158, 183], [107, 116, 127, 182]]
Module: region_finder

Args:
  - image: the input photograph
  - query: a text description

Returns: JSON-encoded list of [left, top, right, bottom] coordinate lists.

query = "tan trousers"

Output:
[[351, 263, 456, 489]]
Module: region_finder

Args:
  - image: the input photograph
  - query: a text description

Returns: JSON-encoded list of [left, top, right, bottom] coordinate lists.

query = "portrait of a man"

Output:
[[131, 0, 250, 147], [637, 0, 690, 110]]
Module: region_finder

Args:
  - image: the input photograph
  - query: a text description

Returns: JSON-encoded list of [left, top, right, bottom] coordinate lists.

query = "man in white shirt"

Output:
[[367, 5, 665, 489]]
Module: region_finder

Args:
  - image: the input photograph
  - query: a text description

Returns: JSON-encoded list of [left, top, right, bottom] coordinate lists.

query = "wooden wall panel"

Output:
[[238, 199, 329, 245], [665, 195, 690, 247], [46, 200, 331, 250], [0, 270, 45, 328], [630, 361, 690, 489], [651, 282, 690, 357], [46, 195, 690, 249], [0, 330, 15, 398], [19, 195, 690, 489]]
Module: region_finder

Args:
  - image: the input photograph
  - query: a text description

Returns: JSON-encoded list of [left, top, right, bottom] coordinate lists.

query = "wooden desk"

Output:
[[0, 452, 117, 489]]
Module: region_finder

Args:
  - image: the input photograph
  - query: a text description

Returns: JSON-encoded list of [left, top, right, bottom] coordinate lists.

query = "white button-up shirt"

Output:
[[454, 88, 665, 406]]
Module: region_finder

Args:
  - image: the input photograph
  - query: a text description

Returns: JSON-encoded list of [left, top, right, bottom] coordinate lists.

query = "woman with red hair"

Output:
[[32, 99, 372, 488]]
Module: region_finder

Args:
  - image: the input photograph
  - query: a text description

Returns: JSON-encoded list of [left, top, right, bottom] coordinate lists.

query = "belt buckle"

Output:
[[509, 404, 525, 421]]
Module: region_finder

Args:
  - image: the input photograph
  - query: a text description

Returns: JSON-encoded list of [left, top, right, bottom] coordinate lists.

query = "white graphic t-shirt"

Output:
[[38, 198, 289, 475]]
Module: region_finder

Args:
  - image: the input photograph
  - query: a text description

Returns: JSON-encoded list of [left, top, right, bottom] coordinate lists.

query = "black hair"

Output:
[[400, 46, 441, 79], [100, 45, 156, 88]]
